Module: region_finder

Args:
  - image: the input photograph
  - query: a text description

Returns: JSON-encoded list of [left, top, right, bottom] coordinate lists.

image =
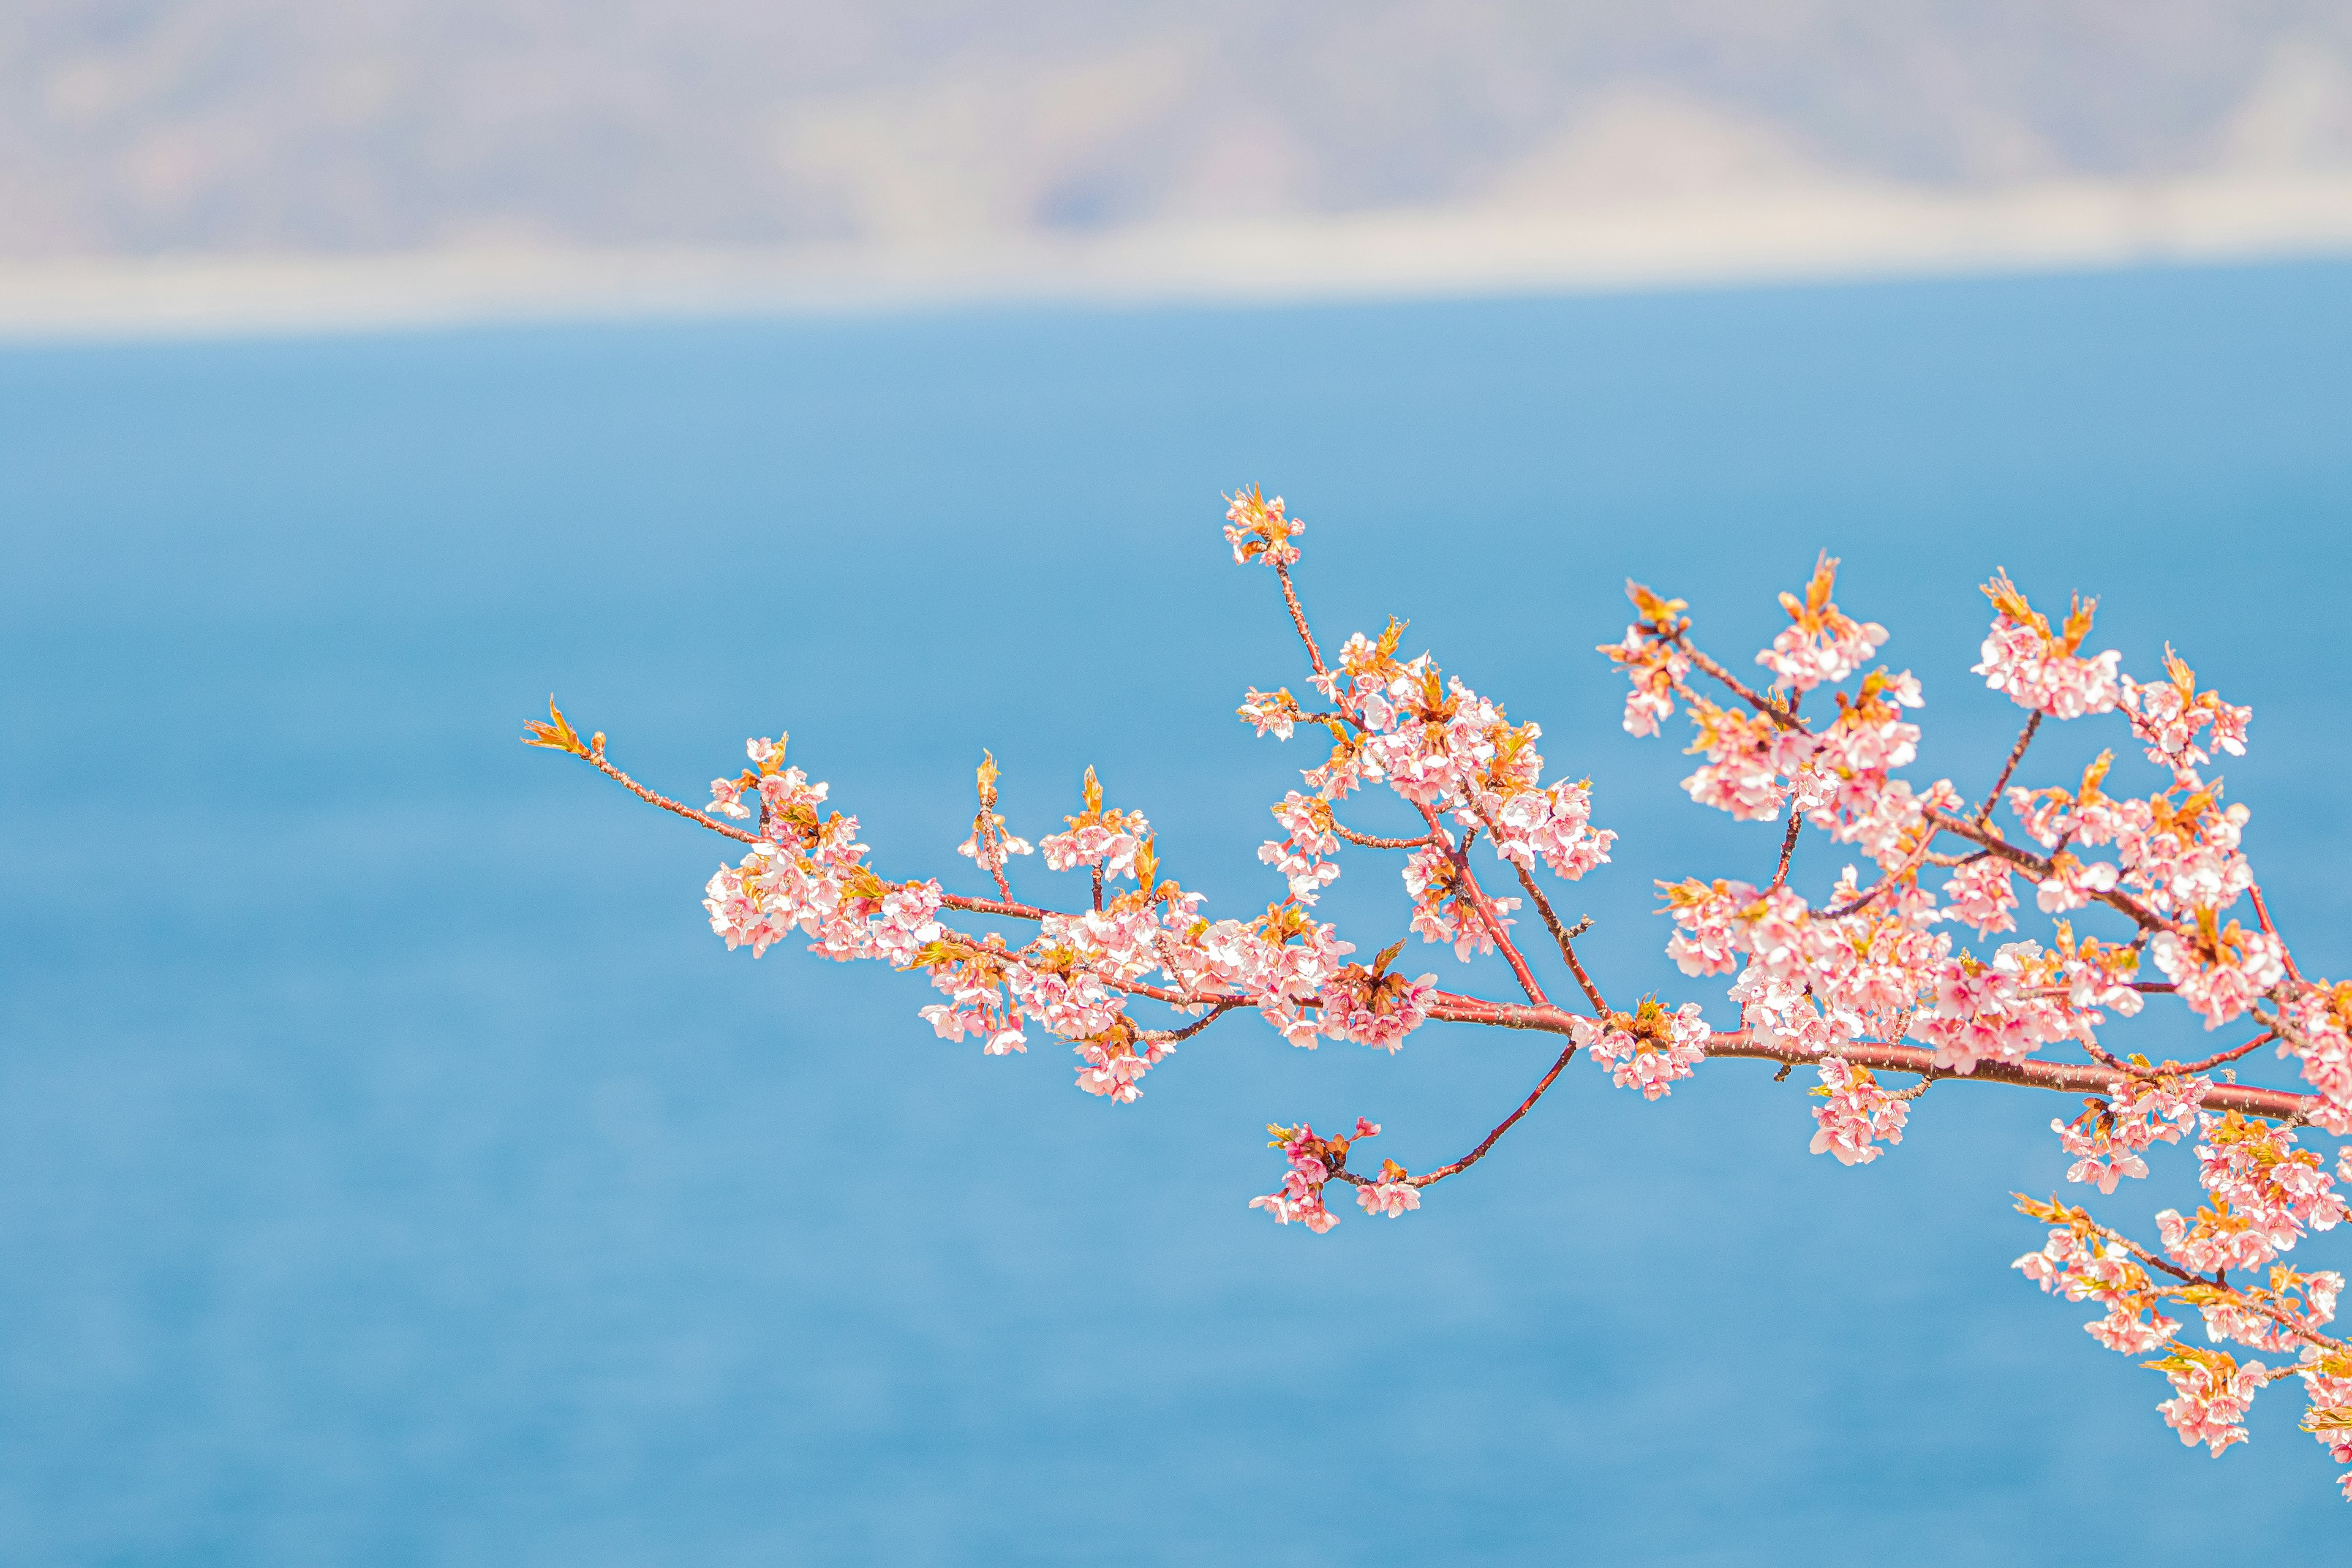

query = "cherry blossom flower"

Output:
[[1403, 845, 1519, 960], [2035, 851, 2118, 913], [1317, 943, 1439, 1052], [1658, 877, 1758, 978], [1358, 1159, 1422, 1218], [1237, 687, 1302, 739], [2157, 1112, 2346, 1275], [1598, 581, 1694, 737], [2278, 981, 2352, 1117], [1037, 766, 1151, 880], [1251, 1120, 1384, 1233]]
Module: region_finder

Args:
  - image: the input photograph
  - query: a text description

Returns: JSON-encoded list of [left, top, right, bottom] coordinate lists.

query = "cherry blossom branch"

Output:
[[2176, 1030, 2279, 1077], [938, 891, 1050, 921], [554, 731, 763, 846], [551, 723, 2321, 1129], [1820, 846, 1924, 919], [1147, 1000, 1245, 1044]]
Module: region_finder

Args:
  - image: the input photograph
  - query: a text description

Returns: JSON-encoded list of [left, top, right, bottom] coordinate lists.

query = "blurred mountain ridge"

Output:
[[10, 1, 2352, 258]]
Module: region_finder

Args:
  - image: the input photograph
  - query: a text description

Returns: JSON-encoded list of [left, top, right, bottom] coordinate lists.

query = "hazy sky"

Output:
[[8, 1, 2352, 257]]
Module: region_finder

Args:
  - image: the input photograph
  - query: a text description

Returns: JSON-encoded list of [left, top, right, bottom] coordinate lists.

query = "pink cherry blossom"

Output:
[[1754, 552, 1887, 692], [1575, 1000, 1709, 1100], [1358, 1176, 1422, 1218], [2150, 1346, 2271, 1456], [2150, 914, 2286, 1030], [1808, 1057, 1910, 1165], [1971, 571, 2121, 719], [1224, 485, 1303, 567], [1939, 856, 2018, 937]]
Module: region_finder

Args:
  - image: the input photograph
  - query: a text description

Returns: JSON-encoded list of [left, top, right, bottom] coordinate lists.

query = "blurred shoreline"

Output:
[[10, 168, 2352, 341]]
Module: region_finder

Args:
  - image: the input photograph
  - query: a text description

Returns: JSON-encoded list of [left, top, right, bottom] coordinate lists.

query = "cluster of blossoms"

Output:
[[1808, 1057, 1911, 1165], [1249, 1118, 1419, 1231], [2050, 1071, 2206, 1193], [2124, 647, 2253, 786], [1972, 570, 2123, 719], [2155, 1112, 2346, 1276], [1570, 998, 1710, 1100], [537, 486, 2352, 1499]]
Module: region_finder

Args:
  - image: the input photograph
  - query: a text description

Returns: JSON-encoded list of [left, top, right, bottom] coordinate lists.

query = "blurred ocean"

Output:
[[4, 263, 2351, 1565]]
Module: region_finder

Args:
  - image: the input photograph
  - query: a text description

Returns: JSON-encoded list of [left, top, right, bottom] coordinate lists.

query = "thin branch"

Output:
[[1768, 810, 1804, 894], [1924, 809, 2174, 933], [2249, 883, 2304, 984], [2176, 1030, 2278, 1077], [979, 816, 1017, 905], [1977, 711, 2043, 823], [1420, 805, 1551, 1008], [1272, 560, 1330, 680], [1513, 865, 1608, 1015], [1670, 633, 1806, 731], [1330, 822, 1436, 850], [1146, 1000, 1245, 1045], [1409, 1037, 1582, 1188], [579, 747, 763, 844], [938, 891, 1049, 921], [1821, 834, 1933, 920]]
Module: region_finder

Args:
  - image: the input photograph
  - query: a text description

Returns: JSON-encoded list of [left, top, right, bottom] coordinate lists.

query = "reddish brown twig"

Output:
[[1768, 810, 1804, 894], [1331, 822, 1437, 850], [1409, 1036, 1582, 1187], [2176, 1030, 2279, 1076], [1924, 809, 2174, 933], [2249, 884, 2304, 984], [1272, 560, 1330, 680], [1977, 711, 2043, 823], [1672, 633, 1805, 731], [578, 747, 764, 845], [1512, 865, 1607, 1015], [1421, 805, 1550, 1008]]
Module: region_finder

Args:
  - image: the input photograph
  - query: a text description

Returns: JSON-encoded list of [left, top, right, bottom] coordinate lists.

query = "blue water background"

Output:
[[6, 264, 2351, 1563]]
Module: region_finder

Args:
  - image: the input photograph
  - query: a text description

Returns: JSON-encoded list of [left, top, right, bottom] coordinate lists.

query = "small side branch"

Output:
[[1272, 561, 1331, 680], [581, 747, 763, 845], [1977, 711, 2043, 823], [1768, 811, 1803, 894], [1331, 822, 1437, 850], [1672, 634, 1805, 731], [1924, 809, 2173, 933], [1512, 865, 1608, 1016], [1422, 806, 1551, 1008], [1411, 1037, 1581, 1188]]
